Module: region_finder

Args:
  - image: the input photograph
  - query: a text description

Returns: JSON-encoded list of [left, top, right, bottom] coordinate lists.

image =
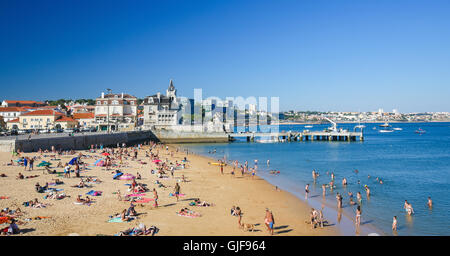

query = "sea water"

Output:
[[180, 122, 450, 236]]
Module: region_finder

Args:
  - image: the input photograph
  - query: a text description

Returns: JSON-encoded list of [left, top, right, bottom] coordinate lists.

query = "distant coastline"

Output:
[[275, 120, 450, 125]]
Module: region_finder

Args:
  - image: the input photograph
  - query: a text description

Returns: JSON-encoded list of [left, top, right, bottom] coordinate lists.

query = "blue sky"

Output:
[[1, 0, 449, 112]]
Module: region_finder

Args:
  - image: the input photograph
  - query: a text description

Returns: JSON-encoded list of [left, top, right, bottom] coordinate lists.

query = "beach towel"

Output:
[[113, 173, 123, 179], [0, 216, 11, 224], [177, 211, 201, 218], [126, 193, 146, 197], [169, 193, 185, 197], [73, 202, 92, 206], [108, 217, 133, 223], [37, 161, 52, 167], [0, 196, 9, 200], [44, 188, 64, 193], [86, 190, 102, 196], [134, 198, 154, 203], [119, 174, 135, 180]]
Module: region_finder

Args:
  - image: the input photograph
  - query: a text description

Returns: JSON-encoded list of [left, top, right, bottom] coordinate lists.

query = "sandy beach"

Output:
[[0, 143, 339, 236]]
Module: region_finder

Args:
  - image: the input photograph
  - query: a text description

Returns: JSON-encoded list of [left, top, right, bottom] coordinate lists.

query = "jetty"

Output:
[[228, 117, 364, 142], [228, 130, 364, 142]]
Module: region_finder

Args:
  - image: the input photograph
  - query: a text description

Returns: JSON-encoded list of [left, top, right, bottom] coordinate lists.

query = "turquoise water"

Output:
[[181, 122, 450, 236]]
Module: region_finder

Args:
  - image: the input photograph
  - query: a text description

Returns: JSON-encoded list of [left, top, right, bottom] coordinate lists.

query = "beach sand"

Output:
[[0, 144, 339, 236]]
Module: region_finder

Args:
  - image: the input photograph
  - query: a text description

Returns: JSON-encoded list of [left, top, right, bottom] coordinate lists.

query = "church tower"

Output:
[[166, 79, 177, 102]]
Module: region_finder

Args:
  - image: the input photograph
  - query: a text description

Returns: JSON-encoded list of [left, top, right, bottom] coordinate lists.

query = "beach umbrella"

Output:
[[69, 157, 78, 165], [102, 152, 110, 156]]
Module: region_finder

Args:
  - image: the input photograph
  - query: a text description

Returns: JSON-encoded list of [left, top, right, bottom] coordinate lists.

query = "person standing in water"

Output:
[[305, 184, 310, 199], [355, 205, 361, 228], [322, 184, 326, 197], [427, 197, 433, 209], [392, 216, 398, 231]]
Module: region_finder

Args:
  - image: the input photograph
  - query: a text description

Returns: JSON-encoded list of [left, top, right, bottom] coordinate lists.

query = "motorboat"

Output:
[[379, 122, 391, 127], [393, 128, 403, 131], [415, 128, 426, 134], [305, 125, 313, 128], [379, 129, 394, 133]]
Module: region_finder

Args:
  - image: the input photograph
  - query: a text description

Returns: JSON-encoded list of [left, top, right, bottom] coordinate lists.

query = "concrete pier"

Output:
[[228, 130, 363, 143]]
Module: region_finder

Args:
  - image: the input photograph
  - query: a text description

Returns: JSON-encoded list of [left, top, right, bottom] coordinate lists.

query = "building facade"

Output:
[[0, 107, 28, 122], [6, 109, 66, 130], [94, 92, 138, 131], [143, 80, 182, 129]]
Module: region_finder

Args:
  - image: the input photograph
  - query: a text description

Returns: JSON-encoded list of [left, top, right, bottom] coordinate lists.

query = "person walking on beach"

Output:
[[23, 157, 28, 171], [220, 162, 224, 175], [174, 183, 181, 201], [153, 188, 158, 208], [264, 209, 274, 235], [64, 163, 71, 178], [29, 157, 34, 171]]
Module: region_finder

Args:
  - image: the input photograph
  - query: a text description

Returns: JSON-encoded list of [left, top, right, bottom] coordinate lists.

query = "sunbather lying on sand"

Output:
[[116, 224, 159, 236], [177, 208, 201, 217], [190, 198, 213, 207]]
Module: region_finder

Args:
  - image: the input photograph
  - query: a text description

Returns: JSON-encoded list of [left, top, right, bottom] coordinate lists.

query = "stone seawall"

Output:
[[0, 130, 230, 152], [152, 130, 229, 143]]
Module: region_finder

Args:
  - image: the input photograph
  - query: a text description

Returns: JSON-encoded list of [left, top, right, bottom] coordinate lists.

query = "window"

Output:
[[97, 101, 101, 105]]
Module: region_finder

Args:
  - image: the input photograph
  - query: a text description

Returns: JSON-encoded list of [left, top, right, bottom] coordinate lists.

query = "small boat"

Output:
[[379, 122, 391, 127], [415, 128, 426, 134], [355, 124, 366, 129], [305, 125, 313, 128], [372, 127, 377, 130], [379, 129, 394, 133], [393, 128, 403, 131]]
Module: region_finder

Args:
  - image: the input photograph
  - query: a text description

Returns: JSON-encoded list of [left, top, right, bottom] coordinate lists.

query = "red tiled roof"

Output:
[[73, 112, 95, 119], [0, 107, 26, 112], [7, 118, 20, 123], [21, 110, 64, 116], [5, 100, 45, 105], [55, 116, 77, 122]]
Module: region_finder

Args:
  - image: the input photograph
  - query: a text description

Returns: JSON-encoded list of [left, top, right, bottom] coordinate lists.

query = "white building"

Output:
[[143, 80, 182, 129], [94, 92, 138, 131], [0, 107, 28, 122]]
